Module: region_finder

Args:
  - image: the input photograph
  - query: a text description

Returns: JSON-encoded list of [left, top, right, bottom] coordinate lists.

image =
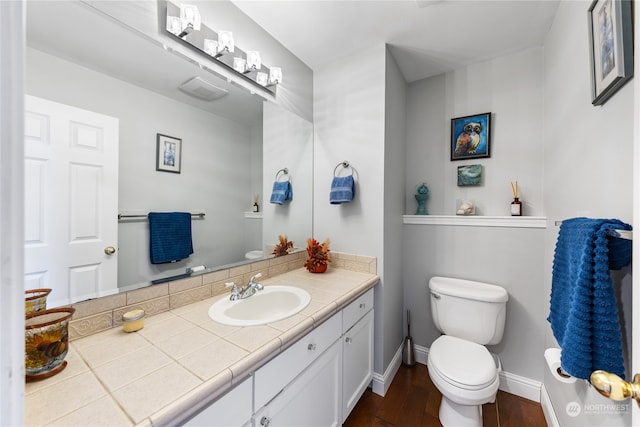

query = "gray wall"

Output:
[[26, 48, 258, 287], [543, 2, 633, 425], [313, 44, 389, 375], [405, 48, 544, 216], [403, 47, 547, 381], [383, 49, 407, 374]]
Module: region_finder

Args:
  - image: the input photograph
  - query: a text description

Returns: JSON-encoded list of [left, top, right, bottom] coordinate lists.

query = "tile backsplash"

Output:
[[67, 251, 377, 341]]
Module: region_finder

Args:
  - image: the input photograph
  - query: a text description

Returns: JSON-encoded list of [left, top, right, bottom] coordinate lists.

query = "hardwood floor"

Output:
[[343, 363, 547, 427]]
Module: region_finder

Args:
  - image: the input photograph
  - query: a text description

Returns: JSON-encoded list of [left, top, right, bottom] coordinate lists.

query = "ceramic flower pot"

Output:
[[309, 263, 328, 273], [25, 307, 75, 381], [25, 288, 52, 314]]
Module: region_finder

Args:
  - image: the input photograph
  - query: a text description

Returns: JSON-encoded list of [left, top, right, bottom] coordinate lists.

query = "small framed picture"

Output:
[[156, 133, 182, 173], [451, 112, 491, 161], [457, 164, 482, 186], [588, 0, 633, 106]]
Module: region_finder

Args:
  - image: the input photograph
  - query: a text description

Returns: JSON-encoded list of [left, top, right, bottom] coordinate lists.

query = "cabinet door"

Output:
[[254, 339, 342, 427], [184, 377, 252, 427], [342, 309, 374, 422]]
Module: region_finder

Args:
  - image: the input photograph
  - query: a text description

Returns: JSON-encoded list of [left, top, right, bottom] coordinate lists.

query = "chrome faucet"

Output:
[[225, 273, 264, 301]]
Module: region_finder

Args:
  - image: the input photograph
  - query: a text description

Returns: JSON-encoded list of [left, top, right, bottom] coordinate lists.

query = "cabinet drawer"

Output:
[[342, 288, 374, 333], [254, 313, 341, 410]]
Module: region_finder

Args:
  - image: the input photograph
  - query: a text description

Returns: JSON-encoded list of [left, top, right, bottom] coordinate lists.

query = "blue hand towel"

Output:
[[330, 175, 355, 204], [148, 212, 194, 264], [269, 180, 293, 205], [548, 217, 632, 380]]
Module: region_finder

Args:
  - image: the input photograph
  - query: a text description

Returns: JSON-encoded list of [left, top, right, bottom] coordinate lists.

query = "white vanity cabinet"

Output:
[[184, 377, 252, 427], [341, 290, 374, 422], [185, 287, 375, 427], [253, 339, 342, 427]]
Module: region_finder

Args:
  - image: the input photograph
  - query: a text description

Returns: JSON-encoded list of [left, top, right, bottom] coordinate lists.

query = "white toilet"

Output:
[[427, 276, 509, 427]]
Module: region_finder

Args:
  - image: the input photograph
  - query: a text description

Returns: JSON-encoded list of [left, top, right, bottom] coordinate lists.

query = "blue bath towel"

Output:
[[329, 175, 355, 204], [148, 212, 194, 264], [269, 180, 293, 205], [548, 217, 632, 380]]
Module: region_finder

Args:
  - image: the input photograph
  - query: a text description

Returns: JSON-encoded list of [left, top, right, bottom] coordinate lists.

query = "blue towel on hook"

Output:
[[269, 181, 293, 205], [548, 217, 632, 380], [148, 212, 194, 264], [330, 175, 355, 204]]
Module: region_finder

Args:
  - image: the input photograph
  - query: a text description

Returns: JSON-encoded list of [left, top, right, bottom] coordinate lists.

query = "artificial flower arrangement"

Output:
[[304, 237, 331, 273], [272, 235, 294, 257]]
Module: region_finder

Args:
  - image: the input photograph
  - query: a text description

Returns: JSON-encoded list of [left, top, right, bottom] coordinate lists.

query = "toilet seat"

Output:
[[429, 335, 497, 391]]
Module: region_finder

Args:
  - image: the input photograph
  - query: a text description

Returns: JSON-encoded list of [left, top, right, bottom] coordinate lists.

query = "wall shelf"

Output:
[[403, 215, 547, 229]]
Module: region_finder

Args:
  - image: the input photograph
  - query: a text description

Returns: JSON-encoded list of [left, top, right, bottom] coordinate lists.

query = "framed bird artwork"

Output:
[[450, 112, 491, 161]]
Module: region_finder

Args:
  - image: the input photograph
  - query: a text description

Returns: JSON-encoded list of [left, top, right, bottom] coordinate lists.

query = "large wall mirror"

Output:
[[24, 1, 313, 307]]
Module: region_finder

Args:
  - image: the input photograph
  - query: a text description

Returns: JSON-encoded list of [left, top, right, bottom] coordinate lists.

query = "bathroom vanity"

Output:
[[188, 288, 374, 426], [24, 268, 378, 426]]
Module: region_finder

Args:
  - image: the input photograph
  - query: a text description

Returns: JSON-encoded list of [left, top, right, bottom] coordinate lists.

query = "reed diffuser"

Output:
[[510, 181, 522, 216]]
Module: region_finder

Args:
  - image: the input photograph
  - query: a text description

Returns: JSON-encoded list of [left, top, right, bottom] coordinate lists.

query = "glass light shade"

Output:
[[180, 4, 201, 31], [166, 16, 182, 36], [269, 67, 283, 85], [217, 31, 235, 53], [204, 39, 218, 56], [256, 72, 268, 86], [246, 51, 262, 70], [233, 57, 247, 73]]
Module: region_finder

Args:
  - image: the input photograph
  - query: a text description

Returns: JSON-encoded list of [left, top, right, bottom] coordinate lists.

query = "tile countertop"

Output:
[[25, 268, 379, 427]]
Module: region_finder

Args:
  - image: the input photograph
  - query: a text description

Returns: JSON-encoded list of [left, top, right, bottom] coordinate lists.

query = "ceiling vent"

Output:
[[179, 77, 229, 101]]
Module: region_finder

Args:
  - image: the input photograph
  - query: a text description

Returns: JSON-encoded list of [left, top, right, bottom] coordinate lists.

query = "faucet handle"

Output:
[[225, 282, 240, 300], [249, 273, 264, 290]]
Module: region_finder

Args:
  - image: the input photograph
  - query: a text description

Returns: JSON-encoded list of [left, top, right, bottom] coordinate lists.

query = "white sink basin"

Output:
[[208, 285, 311, 326]]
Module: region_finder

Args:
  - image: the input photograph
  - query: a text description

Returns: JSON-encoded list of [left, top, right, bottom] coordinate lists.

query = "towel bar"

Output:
[[118, 212, 205, 221], [274, 168, 289, 181], [554, 221, 632, 240], [333, 160, 351, 176]]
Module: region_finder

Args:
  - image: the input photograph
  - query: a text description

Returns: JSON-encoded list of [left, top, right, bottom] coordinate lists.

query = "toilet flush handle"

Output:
[[431, 292, 441, 300]]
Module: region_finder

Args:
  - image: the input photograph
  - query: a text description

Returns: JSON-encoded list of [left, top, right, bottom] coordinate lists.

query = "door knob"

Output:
[[590, 370, 640, 404], [104, 246, 116, 255]]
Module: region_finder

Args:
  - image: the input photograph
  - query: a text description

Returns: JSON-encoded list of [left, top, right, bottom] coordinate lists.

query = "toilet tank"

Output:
[[429, 276, 508, 345]]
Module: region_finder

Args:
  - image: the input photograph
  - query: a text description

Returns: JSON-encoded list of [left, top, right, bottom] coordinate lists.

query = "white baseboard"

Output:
[[498, 370, 542, 403], [540, 384, 560, 427], [384, 342, 543, 404], [371, 345, 403, 396]]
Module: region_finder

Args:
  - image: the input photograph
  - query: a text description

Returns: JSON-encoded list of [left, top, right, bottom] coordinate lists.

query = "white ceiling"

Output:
[[232, 0, 561, 82]]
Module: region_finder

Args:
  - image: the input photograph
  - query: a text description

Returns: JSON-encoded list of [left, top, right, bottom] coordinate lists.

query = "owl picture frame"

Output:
[[450, 112, 491, 161]]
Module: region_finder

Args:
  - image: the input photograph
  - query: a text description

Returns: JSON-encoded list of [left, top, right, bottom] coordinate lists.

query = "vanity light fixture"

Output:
[[166, 2, 282, 94]]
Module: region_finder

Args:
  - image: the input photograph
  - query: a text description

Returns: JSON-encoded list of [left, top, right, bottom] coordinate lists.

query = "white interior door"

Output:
[[24, 95, 119, 307]]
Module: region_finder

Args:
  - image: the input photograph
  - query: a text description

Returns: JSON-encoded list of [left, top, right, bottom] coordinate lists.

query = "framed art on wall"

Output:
[[588, 0, 633, 106], [156, 133, 182, 173], [451, 112, 491, 161]]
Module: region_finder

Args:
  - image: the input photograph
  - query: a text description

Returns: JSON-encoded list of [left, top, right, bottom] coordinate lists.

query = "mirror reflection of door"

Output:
[[24, 95, 119, 307]]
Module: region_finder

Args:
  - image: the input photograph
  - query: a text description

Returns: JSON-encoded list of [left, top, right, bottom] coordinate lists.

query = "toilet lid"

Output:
[[429, 335, 497, 391]]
